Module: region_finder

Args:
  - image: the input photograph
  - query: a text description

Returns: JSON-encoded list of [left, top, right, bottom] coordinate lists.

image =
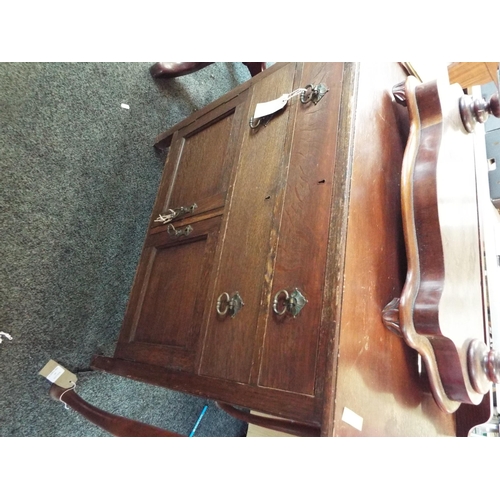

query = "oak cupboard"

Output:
[[87, 62, 458, 436]]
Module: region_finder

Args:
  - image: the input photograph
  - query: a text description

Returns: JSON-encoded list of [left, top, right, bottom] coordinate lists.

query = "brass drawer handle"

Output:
[[273, 289, 290, 316], [155, 203, 197, 225], [216, 292, 244, 318], [300, 84, 328, 105], [167, 224, 193, 237], [273, 288, 308, 318]]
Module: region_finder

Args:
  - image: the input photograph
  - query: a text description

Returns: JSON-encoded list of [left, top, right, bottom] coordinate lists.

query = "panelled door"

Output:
[[198, 63, 344, 397], [198, 63, 300, 383], [258, 62, 344, 395], [114, 92, 248, 371]]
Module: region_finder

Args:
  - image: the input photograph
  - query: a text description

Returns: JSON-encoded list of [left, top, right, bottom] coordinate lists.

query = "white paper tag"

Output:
[[121, 103, 130, 109], [39, 360, 78, 388], [341, 407, 363, 431], [46, 365, 65, 383], [253, 94, 290, 120]]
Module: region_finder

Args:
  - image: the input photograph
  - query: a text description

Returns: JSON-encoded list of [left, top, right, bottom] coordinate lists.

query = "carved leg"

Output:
[[49, 383, 182, 437], [242, 62, 266, 77], [150, 62, 266, 79], [150, 62, 213, 79]]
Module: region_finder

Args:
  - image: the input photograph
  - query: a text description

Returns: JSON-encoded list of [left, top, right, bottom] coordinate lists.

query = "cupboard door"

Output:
[[114, 92, 249, 372], [258, 63, 344, 395], [151, 94, 247, 222], [198, 63, 299, 383], [114, 217, 222, 371]]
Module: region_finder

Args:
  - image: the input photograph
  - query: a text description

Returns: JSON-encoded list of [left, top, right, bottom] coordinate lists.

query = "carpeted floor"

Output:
[[0, 62, 254, 437]]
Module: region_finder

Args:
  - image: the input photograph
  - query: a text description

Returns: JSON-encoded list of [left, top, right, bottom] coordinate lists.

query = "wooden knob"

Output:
[[468, 339, 500, 394], [486, 349, 500, 384], [460, 93, 500, 132], [489, 93, 500, 118]]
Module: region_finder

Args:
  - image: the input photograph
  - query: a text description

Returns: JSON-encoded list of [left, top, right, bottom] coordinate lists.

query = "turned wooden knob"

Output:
[[489, 93, 500, 118], [467, 339, 500, 394], [460, 93, 500, 132], [486, 349, 500, 383]]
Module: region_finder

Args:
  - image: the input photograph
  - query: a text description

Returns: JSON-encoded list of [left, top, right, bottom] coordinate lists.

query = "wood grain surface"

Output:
[[88, 62, 470, 436], [198, 63, 298, 382], [331, 62, 456, 436]]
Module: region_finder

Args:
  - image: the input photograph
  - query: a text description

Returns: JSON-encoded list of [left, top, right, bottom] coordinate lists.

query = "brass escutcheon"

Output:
[[300, 84, 328, 105], [216, 292, 244, 318], [273, 288, 308, 317], [167, 224, 193, 237]]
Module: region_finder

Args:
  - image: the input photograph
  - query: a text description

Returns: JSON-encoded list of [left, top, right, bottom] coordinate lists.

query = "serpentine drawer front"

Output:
[[91, 62, 466, 436]]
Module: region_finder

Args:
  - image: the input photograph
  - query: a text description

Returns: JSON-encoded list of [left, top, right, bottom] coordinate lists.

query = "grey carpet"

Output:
[[0, 62, 253, 437]]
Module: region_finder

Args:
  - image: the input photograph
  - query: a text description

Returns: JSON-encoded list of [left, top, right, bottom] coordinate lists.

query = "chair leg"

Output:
[[150, 62, 213, 79], [150, 62, 266, 79], [242, 62, 266, 77], [49, 383, 182, 437]]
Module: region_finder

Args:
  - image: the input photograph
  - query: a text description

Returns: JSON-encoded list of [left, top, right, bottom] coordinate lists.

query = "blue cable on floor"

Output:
[[189, 405, 208, 437]]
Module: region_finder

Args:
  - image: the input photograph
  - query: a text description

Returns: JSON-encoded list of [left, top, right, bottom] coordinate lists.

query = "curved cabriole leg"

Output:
[[216, 402, 320, 437], [242, 62, 266, 77], [150, 62, 213, 79], [150, 62, 266, 79], [49, 384, 182, 437]]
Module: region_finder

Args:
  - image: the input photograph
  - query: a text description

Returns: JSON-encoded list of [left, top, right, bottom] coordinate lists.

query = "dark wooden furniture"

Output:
[[150, 62, 266, 79], [70, 63, 471, 436], [49, 383, 181, 437]]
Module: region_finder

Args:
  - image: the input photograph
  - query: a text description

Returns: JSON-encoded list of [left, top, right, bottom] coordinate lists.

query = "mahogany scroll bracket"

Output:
[[49, 383, 182, 437]]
